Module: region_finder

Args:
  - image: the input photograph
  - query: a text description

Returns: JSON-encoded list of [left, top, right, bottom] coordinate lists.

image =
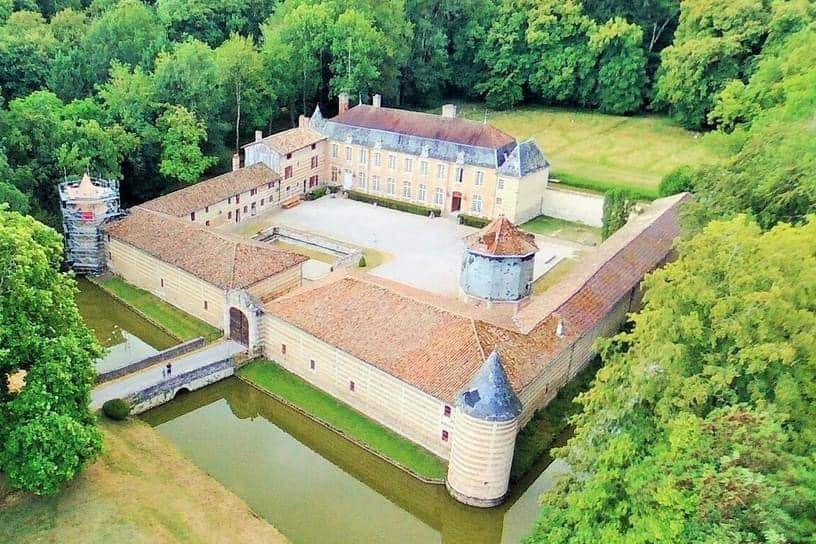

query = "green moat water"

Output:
[[75, 278, 178, 372], [141, 379, 569, 544]]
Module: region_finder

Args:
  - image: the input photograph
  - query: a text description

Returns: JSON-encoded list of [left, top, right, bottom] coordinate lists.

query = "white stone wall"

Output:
[[539, 185, 604, 227]]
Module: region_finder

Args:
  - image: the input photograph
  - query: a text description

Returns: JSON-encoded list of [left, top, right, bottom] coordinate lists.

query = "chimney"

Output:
[[232, 153, 240, 172], [339, 92, 349, 114], [298, 114, 309, 128], [556, 319, 565, 338], [255, 130, 263, 142], [441, 104, 457, 119], [372, 94, 382, 108]]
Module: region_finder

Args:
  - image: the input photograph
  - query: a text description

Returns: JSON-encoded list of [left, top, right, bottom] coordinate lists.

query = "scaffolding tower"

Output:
[[58, 174, 121, 275]]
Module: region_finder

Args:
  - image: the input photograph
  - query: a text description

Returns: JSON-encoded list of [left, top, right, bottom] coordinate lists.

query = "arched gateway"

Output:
[[229, 307, 250, 346]]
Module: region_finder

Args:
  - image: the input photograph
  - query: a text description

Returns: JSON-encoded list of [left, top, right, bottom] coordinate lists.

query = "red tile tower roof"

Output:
[[465, 216, 539, 256]]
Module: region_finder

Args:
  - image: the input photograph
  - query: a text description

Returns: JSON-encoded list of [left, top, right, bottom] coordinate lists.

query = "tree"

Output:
[[215, 34, 266, 153], [527, 216, 816, 543], [0, 11, 55, 101], [401, 0, 451, 105], [601, 188, 633, 238], [0, 208, 103, 495], [447, 0, 498, 99], [329, 9, 387, 98], [157, 105, 216, 185], [0, 181, 29, 213], [475, 0, 531, 109], [589, 17, 646, 113]]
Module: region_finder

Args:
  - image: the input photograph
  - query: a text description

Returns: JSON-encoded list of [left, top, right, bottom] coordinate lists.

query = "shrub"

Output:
[[601, 188, 634, 239], [459, 214, 490, 228], [346, 191, 441, 217], [658, 165, 695, 196], [358, 255, 367, 267], [102, 398, 130, 421], [305, 186, 328, 200]]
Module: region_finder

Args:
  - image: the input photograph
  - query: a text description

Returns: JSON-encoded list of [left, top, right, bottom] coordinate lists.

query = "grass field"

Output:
[[239, 360, 447, 480], [0, 418, 286, 543], [96, 276, 221, 342], [440, 103, 722, 197], [522, 215, 601, 246]]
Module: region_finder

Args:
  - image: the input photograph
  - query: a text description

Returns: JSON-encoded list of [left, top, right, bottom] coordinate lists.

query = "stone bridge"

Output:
[[91, 340, 247, 414]]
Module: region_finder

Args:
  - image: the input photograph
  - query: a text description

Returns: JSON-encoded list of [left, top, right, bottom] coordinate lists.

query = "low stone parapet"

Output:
[[96, 337, 207, 384]]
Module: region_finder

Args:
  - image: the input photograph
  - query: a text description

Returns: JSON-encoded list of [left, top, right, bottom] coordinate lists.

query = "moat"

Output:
[[140, 379, 568, 544]]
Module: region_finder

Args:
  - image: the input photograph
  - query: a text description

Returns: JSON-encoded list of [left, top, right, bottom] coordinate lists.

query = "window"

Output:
[[359, 148, 366, 163], [108, 251, 112, 260], [471, 194, 483, 213], [404, 158, 413, 172], [331, 167, 338, 182], [250, 188, 257, 196], [475, 171, 484, 186], [417, 184, 426, 202], [236, 195, 240, 204], [434, 188, 444, 206], [311, 143, 316, 150], [332, 143, 339, 159], [190, 212, 195, 221], [284, 165, 293, 179], [374, 153, 381, 166], [388, 154, 396, 169], [205, 206, 209, 213], [205, 220, 210, 226], [243, 205, 248, 213], [456, 167, 464, 183], [260, 198, 265, 206], [228, 211, 232, 219], [420, 161, 428, 175], [345, 146, 352, 161], [107, 234, 110, 242], [444, 405, 451, 417], [281, 344, 286, 355], [497, 178, 505, 190], [495, 197, 502, 208], [228, 196, 232, 204], [402, 181, 411, 199], [357, 172, 366, 189], [204, 300, 208, 310], [437, 164, 445, 179], [311, 155, 318, 169], [160, 278, 164, 288], [286, 152, 292, 159], [309, 175, 318, 188], [441, 430, 449, 441], [387, 178, 396, 195], [372, 175, 380, 192], [349, 380, 355, 392], [268, 181, 273, 189], [310, 359, 316, 371]]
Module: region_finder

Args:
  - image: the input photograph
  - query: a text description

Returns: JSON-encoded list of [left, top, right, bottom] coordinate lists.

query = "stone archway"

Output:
[[229, 307, 250, 346]]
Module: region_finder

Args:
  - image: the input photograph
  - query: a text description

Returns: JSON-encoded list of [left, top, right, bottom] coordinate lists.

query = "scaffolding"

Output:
[[58, 174, 121, 275]]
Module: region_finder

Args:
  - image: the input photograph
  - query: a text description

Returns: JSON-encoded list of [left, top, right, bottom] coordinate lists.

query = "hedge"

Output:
[[459, 214, 489, 228], [305, 186, 328, 200], [102, 398, 130, 421], [346, 191, 441, 217]]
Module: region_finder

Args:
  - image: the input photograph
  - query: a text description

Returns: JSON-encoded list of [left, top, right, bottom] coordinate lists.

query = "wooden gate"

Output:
[[229, 307, 249, 346]]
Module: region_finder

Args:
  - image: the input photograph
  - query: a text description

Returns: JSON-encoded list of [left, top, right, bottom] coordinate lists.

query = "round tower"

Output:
[[446, 350, 522, 507], [460, 216, 538, 305], [58, 174, 121, 275]]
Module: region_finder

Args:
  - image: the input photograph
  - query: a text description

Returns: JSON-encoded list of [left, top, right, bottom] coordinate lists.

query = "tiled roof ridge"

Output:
[[471, 318, 487, 361]]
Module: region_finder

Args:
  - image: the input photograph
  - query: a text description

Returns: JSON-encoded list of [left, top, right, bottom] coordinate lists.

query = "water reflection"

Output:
[[142, 379, 568, 544]]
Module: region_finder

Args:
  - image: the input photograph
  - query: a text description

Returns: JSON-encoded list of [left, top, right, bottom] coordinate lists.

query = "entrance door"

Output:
[[235, 209, 240, 223], [451, 192, 462, 213], [229, 307, 249, 346]]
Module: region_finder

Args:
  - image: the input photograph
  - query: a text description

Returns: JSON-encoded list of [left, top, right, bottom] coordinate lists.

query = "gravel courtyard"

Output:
[[234, 197, 581, 296]]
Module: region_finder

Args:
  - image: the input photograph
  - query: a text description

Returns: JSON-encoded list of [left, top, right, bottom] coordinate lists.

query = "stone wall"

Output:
[[256, 225, 364, 270], [128, 358, 235, 414], [539, 185, 604, 227], [96, 337, 205, 384]]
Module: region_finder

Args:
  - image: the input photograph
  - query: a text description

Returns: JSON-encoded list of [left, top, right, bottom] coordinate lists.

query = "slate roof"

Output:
[[465, 217, 539, 257], [255, 127, 325, 155], [311, 106, 518, 169], [457, 350, 523, 422], [139, 163, 279, 217], [498, 139, 550, 177], [105, 207, 307, 290]]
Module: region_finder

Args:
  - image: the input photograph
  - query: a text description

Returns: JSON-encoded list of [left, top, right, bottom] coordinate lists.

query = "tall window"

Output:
[[374, 152, 381, 166], [497, 178, 505, 190], [456, 167, 464, 183], [387, 178, 396, 195], [331, 167, 338, 182], [475, 171, 484, 186], [434, 188, 444, 206], [417, 184, 426, 202], [358, 172, 366, 189], [311, 156, 319, 169], [332, 143, 339, 159], [372, 175, 380, 192], [420, 161, 428, 175], [471, 194, 483, 213], [404, 158, 413, 172], [345, 146, 352, 161], [284, 165, 293, 179], [359, 148, 366, 163], [388, 154, 396, 169], [437, 164, 445, 179], [402, 181, 411, 199]]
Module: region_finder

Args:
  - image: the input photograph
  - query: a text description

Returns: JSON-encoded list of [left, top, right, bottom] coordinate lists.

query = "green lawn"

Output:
[[95, 276, 221, 342], [239, 360, 447, 480], [434, 103, 722, 197], [522, 215, 601, 246]]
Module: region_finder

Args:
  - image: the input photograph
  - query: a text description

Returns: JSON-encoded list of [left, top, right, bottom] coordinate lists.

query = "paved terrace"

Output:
[[222, 198, 581, 296], [91, 340, 246, 409]]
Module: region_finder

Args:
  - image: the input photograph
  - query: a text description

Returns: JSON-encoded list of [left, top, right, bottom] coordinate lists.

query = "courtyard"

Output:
[[223, 197, 585, 296]]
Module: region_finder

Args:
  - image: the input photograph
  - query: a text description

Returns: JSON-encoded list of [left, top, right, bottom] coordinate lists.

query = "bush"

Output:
[[102, 398, 130, 421], [305, 186, 328, 200], [346, 191, 441, 217], [601, 188, 634, 239], [459, 214, 490, 228], [658, 165, 695, 196], [358, 255, 367, 267]]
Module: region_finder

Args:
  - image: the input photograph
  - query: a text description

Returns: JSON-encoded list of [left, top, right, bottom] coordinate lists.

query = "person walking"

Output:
[[166, 363, 172, 377]]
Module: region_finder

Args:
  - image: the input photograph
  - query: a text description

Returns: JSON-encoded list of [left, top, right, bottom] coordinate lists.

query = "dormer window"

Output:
[[286, 152, 292, 159]]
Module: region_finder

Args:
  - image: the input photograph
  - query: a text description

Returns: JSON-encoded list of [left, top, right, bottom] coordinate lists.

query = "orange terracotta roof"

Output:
[[465, 216, 538, 256], [257, 127, 325, 155], [105, 208, 306, 290], [139, 163, 279, 217], [332, 105, 516, 149]]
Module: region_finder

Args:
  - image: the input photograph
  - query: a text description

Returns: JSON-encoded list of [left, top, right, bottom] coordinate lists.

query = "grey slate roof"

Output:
[[457, 350, 523, 422], [498, 139, 550, 177], [310, 106, 518, 169]]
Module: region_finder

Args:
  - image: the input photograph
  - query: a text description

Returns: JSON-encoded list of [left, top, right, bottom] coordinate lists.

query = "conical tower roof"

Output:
[[457, 350, 522, 422], [465, 216, 538, 257]]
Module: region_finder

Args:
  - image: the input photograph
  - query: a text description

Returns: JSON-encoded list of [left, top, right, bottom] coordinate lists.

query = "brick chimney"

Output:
[[255, 130, 263, 142], [442, 104, 457, 119], [232, 154, 240, 172], [299, 114, 310, 128], [372, 94, 382, 108], [339, 92, 350, 114]]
